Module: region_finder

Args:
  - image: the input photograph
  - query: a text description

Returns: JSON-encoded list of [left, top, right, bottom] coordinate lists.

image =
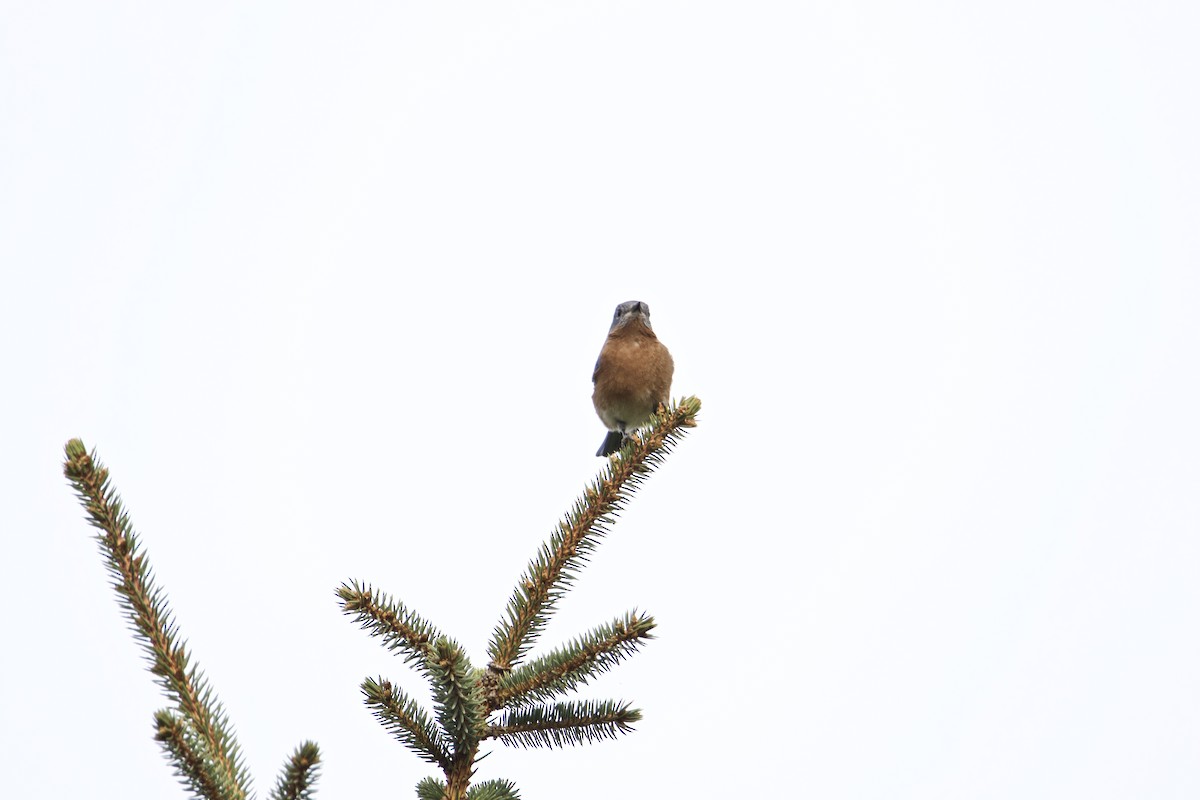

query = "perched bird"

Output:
[[591, 300, 674, 457]]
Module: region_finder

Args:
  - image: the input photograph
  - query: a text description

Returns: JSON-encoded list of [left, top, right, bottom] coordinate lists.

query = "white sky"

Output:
[[3, 2, 1199, 798]]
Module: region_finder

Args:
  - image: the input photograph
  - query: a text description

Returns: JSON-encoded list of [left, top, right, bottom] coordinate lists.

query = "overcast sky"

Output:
[[3, 2, 1199, 798]]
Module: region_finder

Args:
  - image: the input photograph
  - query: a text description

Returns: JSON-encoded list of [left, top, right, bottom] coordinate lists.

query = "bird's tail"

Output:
[[596, 430, 625, 457]]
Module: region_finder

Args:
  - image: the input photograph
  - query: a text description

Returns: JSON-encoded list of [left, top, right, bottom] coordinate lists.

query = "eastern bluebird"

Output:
[[591, 300, 674, 457]]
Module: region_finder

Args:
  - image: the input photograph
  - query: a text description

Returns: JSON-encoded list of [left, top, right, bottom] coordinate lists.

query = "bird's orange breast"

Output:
[[592, 325, 674, 430]]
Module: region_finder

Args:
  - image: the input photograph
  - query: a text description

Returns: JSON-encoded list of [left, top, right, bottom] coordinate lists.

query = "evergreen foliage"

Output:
[[268, 743, 322, 800], [416, 777, 449, 800], [362, 677, 452, 767], [465, 779, 521, 800], [487, 699, 643, 749], [497, 611, 656, 708], [63, 395, 700, 799], [341, 397, 700, 797], [63, 440, 321, 800]]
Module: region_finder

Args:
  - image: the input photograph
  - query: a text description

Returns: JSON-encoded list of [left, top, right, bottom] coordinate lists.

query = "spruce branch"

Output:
[[268, 742, 322, 800], [337, 580, 442, 665], [340, 395, 700, 796], [154, 710, 235, 800], [426, 638, 486, 754], [466, 779, 521, 800], [63, 439, 252, 800], [487, 396, 700, 671], [486, 700, 642, 749], [416, 777, 448, 800], [362, 677, 452, 768], [497, 611, 656, 708]]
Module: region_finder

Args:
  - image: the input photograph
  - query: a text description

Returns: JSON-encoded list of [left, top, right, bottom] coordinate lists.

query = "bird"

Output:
[[591, 300, 674, 457]]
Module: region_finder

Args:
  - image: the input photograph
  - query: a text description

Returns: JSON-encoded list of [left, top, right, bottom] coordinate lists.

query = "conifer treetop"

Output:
[[341, 396, 701, 799]]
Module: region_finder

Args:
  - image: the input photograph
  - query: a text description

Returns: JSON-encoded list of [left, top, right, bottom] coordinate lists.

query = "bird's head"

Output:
[[609, 300, 653, 333]]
